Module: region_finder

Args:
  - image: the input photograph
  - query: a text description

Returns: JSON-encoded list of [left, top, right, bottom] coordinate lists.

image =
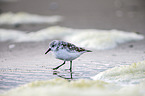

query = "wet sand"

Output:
[[0, 0, 145, 93]]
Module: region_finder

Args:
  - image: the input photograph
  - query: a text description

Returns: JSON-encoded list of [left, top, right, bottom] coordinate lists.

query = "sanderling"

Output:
[[45, 40, 92, 70]]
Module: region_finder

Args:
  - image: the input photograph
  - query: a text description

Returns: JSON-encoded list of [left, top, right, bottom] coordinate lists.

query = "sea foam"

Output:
[[0, 26, 71, 42], [91, 61, 145, 85], [1, 78, 145, 96], [64, 29, 144, 50], [0, 12, 62, 25], [0, 26, 144, 50]]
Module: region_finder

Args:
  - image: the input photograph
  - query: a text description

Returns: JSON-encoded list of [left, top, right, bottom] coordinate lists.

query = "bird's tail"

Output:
[[86, 50, 92, 52]]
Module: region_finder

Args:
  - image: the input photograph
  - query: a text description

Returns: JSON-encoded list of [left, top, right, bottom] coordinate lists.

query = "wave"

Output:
[[0, 26, 144, 50], [91, 61, 145, 85], [0, 26, 71, 42], [0, 12, 62, 25], [64, 29, 144, 50], [1, 78, 145, 96]]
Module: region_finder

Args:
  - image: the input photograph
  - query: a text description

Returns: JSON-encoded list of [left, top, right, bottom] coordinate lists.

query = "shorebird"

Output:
[[45, 40, 92, 70]]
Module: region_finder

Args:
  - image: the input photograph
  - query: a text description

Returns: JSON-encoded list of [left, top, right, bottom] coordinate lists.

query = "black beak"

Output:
[[45, 48, 51, 54]]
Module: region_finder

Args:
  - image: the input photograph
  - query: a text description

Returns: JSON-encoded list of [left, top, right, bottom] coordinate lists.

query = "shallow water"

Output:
[[0, 40, 145, 95]]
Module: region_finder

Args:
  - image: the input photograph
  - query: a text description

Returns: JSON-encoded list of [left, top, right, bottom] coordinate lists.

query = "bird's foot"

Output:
[[53, 70, 59, 75], [53, 67, 58, 70]]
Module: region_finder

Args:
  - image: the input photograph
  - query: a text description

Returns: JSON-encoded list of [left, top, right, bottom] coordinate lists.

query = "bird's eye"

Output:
[[52, 45, 55, 47]]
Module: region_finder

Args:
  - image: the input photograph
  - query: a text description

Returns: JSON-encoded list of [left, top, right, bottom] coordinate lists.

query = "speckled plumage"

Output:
[[54, 40, 89, 53]]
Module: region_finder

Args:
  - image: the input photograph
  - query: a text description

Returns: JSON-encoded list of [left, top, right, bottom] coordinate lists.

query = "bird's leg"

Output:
[[70, 61, 72, 71], [53, 61, 66, 70]]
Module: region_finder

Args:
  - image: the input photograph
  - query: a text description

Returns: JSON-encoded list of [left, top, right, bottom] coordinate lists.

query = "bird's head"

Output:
[[45, 40, 58, 54]]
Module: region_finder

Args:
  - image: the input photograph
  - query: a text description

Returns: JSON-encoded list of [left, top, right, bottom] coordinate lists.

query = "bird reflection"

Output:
[[53, 69, 73, 80]]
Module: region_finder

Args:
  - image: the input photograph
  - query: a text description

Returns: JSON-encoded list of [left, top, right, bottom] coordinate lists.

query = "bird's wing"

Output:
[[65, 43, 86, 53], [58, 41, 89, 53]]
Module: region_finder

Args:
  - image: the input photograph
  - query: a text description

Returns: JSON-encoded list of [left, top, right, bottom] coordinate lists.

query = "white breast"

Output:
[[53, 49, 83, 61]]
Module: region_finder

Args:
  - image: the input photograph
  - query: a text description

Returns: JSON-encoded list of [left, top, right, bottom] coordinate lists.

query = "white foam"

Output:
[[91, 61, 145, 85], [0, 26, 71, 42], [0, 29, 26, 42], [1, 78, 145, 96], [64, 29, 144, 50], [0, 26, 144, 50], [0, 12, 62, 25]]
